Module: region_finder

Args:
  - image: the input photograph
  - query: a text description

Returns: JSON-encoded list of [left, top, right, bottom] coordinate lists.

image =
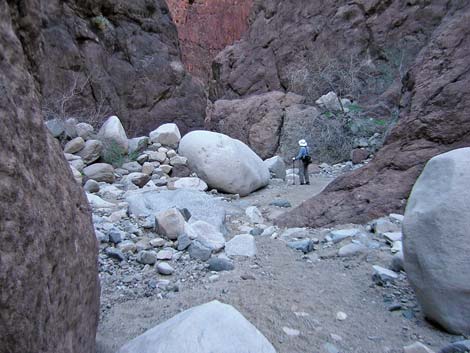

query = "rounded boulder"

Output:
[[403, 148, 470, 334], [178, 131, 269, 196]]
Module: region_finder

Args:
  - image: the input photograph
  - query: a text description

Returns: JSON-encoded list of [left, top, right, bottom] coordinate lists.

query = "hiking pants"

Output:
[[300, 161, 309, 184]]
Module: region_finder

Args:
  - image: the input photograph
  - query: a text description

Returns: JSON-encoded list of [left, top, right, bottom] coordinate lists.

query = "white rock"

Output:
[[383, 232, 402, 243], [69, 158, 85, 172], [141, 162, 154, 175], [225, 234, 256, 257], [170, 177, 208, 191], [128, 136, 149, 155], [403, 148, 470, 334], [338, 243, 367, 257], [389, 213, 404, 222], [186, 221, 225, 252], [121, 161, 142, 173], [157, 262, 174, 275], [122, 172, 151, 188], [315, 91, 351, 112], [261, 226, 277, 237], [169, 156, 187, 166], [391, 240, 402, 254], [149, 123, 181, 148], [98, 116, 128, 154], [147, 151, 167, 163], [116, 301, 276, 353], [179, 131, 270, 196], [155, 208, 186, 240], [372, 265, 398, 281], [156, 249, 173, 261], [336, 312, 347, 321], [245, 206, 264, 224], [330, 228, 360, 243]]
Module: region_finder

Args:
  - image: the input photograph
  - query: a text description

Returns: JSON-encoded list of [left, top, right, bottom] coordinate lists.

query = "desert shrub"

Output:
[[101, 140, 140, 168], [314, 115, 354, 163]]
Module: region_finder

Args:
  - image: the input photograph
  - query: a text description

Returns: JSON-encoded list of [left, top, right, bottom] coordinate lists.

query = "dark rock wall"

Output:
[[275, 2, 470, 227], [0, 1, 100, 352], [37, 0, 207, 137]]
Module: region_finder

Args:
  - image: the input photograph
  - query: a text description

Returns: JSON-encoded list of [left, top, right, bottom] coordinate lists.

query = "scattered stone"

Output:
[[156, 249, 173, 260], [84, 179, 100, 193], [282, 327, 300, 337], [155, 208, 186, 240], [261, 226, 277, 237], [177, 233, 191, 251], [83, 163, 115, 183], [281, 227, 310, 240], [208, 257, 235, 272], [383, 232, 402, 243], [390, 213, 404, 222], [250, 228, 263, 236], [390, 251, 405, 272], [171, 164, 191, 177], [157, 262, 174, 275], [137, 250, 158, 265], [189, 241, 212, 261], [128, 136, 149, 155], [95, 230, 109, 243], [122, 161, 142, 173], [169, 177, 208, 191], [330, 334, 343, 342], [186, 220, 225, 251], [246, 206, 264, 224], [269, 199, 292, 208], [372, 218, 400, 234], [76, 122, 94, 140], [338, 243, 367, 257], [403, 342, 436, 353], [225, 234, 256, 257], [45, 118, 65, 137], [108, 229, 123, 244], [124, 172, 151, 188], [116, 301, 276, 353], [118, 240, 137, 253], [439, 340, 470, 353], [169, 156, 187, 166], [388, 304, 402, 312], [351, 148, 369, 164], [287, 239, 315, 254], [149, 123, 181, 148], [64, 137, 85, 154], [160, 164, 173, 174], [86, 194, 116, 209], [330, 228, 360, 243], [70, 165, 82, 184], [141, 162, 154, 175], [264, 156, 286, 180], [105, 247, 125, 262], [372, 265, 398, 285], [209, 274, 219, 282], [149, 238, 165, 248], [147, 151, 167, 163], [336, 312, 347, 321], [97, 115, 128, 155], [77, 139, 103, 165]]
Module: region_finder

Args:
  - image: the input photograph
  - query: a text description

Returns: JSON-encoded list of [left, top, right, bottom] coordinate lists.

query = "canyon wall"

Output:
[[0, 1, 100, 352], [36, 0, 207, 137], [167, 0, 253, 80]]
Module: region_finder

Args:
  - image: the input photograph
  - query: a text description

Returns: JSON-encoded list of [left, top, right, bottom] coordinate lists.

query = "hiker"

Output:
[[292, 139, 311, 185]]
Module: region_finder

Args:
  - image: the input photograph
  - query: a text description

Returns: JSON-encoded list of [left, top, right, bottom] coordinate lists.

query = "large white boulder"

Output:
[[179, 131, 270, 196], [83, 163, 115, 183], [403, 148, 470, 334], [149, 123, 181, 148], [315, 91, 351, 112], [117, 300, 276, 353], [98, 116, 128, 155]]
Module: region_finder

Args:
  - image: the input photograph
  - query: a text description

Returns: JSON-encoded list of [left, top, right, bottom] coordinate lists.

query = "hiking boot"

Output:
[[300, 182, 305, 185]]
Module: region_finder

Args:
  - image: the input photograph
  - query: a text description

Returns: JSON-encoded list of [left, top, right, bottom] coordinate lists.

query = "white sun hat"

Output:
[[298, 139, 307, 147]]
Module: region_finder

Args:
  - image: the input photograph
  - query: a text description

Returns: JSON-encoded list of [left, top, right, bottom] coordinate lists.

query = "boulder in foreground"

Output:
[[117, 300, 276, 353]]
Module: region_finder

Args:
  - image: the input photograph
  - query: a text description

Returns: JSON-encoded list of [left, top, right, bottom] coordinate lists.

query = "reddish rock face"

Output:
[[275, 3, 470, 227], [167, 0, 253, 80], [0, 1, 100, 352]]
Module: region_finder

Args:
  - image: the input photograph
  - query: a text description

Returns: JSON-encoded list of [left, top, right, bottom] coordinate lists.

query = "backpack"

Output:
[[301, 147, 312, 164]]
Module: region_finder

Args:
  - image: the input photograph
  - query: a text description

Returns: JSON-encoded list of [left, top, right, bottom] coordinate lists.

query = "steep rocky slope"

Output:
[[0, 1, 100, 352], [28, 0, 206, 136], [167, 0, 253, 80], [276, 3, 470, 227]]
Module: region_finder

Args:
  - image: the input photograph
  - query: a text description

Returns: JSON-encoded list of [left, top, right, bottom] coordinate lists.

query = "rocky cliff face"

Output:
[[35, 0, 206, 137], [210, 0, 451, 103], [276, 2, 470, 227], [167, 0, 253, 81], [0, 1, 100, 352]]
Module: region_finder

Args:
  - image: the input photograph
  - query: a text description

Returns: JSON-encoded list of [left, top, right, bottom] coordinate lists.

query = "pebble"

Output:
[[156, 249, 173, 260], [105, 247, 125, 262], [157, 262, 174, 275], [282, 327, 300, 336], [137, 250, 158, 265], [330, 334, 343, 342], [208, 257, 235, 272], [336, 311, 348, 321]]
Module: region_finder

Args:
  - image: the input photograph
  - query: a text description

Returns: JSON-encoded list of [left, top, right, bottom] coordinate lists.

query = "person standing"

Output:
[[293, 139, 311, 185]]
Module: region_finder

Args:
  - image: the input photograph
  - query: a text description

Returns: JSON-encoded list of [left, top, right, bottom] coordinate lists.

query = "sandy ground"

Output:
[[96, 175, 456, 353]]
